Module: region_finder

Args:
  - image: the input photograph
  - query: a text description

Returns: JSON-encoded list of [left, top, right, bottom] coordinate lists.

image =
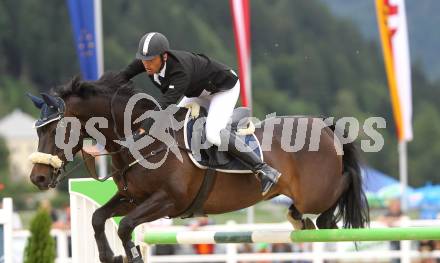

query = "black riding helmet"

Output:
[[136, 32, 169, 60]]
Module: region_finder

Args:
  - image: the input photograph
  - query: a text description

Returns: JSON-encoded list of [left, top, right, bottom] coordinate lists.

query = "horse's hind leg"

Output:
[[286, 205, 316, 230], [92, 193, 135, 263], [117, 190, 174, 263], [316, 205, 338, 229]]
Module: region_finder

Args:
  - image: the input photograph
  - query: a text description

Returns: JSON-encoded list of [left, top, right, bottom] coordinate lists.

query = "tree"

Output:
[[0, 76, 39, 118], [0, 137, 8, 170], [23, 208, 56, 263], [0, 137, 9, 196], [409, 103, 440, 186]]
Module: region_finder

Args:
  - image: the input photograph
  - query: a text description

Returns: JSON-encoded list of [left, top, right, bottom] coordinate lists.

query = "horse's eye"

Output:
[[50, 127, 58, 136], [37, 126, 46, 135]]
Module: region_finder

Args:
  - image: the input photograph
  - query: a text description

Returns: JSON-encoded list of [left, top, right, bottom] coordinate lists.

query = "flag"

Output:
[[67, 0, 104, 80], [230, 0, 252, 108], [375, 0, 413, 141], [67, 0, 107, 180]]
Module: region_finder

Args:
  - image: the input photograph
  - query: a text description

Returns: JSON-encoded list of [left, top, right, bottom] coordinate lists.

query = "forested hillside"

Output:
[[319, 0, 440, 81], [0, 0, 439, 186]]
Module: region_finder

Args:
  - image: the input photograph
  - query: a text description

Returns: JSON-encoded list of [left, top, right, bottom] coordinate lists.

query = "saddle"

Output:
[[183, 103, 263, 173], [175, 103, 264, 218]]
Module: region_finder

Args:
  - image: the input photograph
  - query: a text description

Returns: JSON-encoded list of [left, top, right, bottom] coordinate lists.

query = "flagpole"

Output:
[[94, 0, 107, 179], [94, 0, 103, 76], [399, 141, 408, 212], [375, 0, 412, 214], [231, 0, 254, 223]]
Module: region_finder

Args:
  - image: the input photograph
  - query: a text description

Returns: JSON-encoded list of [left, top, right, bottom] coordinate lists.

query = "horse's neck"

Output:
[[69, 95, 120, 147], [103, 98, 189, 168], [112, 96, 145, 133], [112, 96, 189, 129], [79, 93, 189, 150]]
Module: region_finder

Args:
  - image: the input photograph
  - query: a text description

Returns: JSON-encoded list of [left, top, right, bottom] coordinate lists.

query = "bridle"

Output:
[[30, 97, 70, 188], [29, 90, 190, 191], [28, 96, 107, 187]]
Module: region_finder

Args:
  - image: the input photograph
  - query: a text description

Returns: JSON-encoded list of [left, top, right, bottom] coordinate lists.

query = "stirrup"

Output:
[[255, 166, 281, 193], [261, 180, 275, 196]]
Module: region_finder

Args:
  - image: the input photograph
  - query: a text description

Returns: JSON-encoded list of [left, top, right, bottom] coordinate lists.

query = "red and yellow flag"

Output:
[[376, 0, 413, 141]]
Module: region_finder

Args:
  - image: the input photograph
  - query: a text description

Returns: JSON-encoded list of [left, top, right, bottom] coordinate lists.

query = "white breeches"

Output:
[[178, 80, 240, 146]]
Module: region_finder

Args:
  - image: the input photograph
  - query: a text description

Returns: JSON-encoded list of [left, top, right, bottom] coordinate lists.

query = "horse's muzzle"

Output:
[[29, 152, 64, 189]]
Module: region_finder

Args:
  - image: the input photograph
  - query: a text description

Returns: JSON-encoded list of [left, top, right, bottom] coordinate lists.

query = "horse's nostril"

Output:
[[36, 175, 46, 183]]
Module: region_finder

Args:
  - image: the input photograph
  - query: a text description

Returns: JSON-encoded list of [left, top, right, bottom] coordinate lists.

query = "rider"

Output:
[[119, 32, 281, 196]]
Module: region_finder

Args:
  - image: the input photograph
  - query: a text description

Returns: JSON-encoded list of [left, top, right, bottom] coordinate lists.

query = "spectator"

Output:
[[378, 198, 408, 263], [418, 240, 437, 263], [272, 243, 293, 263], [189, 217, 216, 256], [53, 204, 71, 230], [255, 243, 271, 263], [39, 200, 59, 223]]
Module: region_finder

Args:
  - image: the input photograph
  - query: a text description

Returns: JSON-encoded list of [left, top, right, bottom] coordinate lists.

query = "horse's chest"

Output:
[[114, 172, 158, 198]]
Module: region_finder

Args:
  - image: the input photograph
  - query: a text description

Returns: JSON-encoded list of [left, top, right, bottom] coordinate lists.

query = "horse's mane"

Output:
[[52, 71, 139, 99]]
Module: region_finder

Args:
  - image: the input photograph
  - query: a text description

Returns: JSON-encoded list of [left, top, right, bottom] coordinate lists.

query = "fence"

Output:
[[12, 229, 71, 263], [143, 227, 440, 244], [69, 178, 124, 263], [0, 198, 13, 263], [69, 178, 147, 263], [139, 220, 440, 263], [67, 179, 440, 263]]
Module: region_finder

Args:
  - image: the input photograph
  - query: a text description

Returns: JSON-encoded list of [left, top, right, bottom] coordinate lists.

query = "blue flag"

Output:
[[67, 0, 103, 80]]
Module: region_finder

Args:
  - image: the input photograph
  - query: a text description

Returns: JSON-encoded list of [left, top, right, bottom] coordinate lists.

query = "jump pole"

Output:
[[144, 227, 440, 244]]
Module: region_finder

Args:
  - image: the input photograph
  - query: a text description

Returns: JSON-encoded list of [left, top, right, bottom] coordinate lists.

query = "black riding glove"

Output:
[[139, 117, 155, 134], [138, 105, 161, 135]]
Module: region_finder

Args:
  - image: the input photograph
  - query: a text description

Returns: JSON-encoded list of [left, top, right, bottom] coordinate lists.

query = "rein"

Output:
[[29, 147, 126, 188], [29, 144, 167, 189]]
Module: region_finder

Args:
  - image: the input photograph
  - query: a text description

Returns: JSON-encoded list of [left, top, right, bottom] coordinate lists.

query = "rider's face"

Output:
[[142, 54, 166, 75]]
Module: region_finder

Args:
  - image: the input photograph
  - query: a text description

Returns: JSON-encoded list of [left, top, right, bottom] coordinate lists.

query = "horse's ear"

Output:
[[26, 93, 45, 109], [41, 93, 59, 108]]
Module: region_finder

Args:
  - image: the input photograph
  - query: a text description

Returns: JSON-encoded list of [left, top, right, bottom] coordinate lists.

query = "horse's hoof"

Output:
[[112, 255, 124, 263], [303, 218, 316, 230], [128, 257, 144, 263], [99, 254, 118, 263]]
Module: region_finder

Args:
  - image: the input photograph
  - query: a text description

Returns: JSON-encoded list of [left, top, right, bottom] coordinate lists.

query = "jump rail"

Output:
[[144, 227, 440, 244]]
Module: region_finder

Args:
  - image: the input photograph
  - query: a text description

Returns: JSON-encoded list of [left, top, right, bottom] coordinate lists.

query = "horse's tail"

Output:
[[335, 142, 370, 228]]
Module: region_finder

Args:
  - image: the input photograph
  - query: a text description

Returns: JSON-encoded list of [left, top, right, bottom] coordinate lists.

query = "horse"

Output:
[[28, 72, 369, 263]]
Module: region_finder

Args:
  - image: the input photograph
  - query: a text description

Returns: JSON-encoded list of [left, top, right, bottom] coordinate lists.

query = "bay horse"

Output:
[[28, 72, 369, 263]]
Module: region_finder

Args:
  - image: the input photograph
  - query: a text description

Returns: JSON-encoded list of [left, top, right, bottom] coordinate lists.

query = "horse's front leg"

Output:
[[92, 192, 135, 263], [117, 190, 175, 263]]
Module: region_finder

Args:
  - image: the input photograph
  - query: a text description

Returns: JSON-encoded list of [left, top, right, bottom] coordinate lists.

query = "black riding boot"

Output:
[[221, 129, 281, 196]]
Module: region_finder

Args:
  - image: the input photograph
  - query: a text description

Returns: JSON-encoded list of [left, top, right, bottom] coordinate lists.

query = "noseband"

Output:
[[28, 152, 66, 187]]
